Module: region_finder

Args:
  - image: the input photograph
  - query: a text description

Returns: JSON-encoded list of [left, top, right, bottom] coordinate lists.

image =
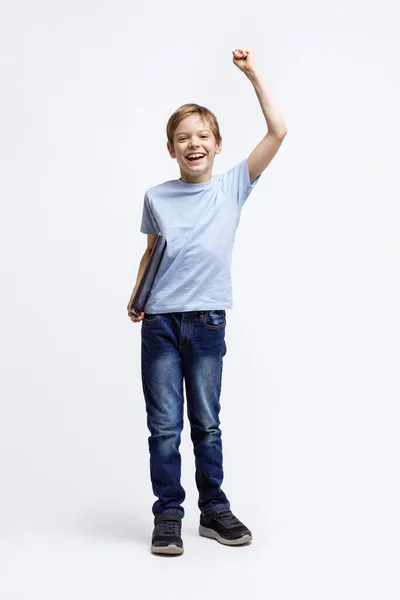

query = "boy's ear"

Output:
[[167, 141, 176, 158], [215, 137, 223, 155]]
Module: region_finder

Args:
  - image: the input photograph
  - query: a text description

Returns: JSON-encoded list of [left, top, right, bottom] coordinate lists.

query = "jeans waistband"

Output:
[[182, 310, 226, 318]]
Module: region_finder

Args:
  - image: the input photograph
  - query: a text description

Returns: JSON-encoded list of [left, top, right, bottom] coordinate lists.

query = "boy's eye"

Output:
[[177, 135, 208, 141]]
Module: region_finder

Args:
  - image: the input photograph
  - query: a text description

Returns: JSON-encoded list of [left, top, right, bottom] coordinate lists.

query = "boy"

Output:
[[127, 48, 287, 555]]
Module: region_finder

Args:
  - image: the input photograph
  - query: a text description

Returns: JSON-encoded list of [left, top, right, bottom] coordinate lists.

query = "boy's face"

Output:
[[167, 114, 222, 183]]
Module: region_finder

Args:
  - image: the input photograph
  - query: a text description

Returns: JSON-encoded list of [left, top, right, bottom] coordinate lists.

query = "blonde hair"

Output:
[[166, 103, 221, 149]]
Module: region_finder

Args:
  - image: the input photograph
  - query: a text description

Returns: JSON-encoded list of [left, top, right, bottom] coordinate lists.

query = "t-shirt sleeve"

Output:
[[140, 192, 160, 234], [221, 157, 262, 209]]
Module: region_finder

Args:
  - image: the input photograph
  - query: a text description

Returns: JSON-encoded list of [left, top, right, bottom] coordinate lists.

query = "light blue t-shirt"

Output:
[[140, 158, 261, 313]]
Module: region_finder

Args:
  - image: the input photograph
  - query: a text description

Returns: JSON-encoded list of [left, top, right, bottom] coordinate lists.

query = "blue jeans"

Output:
[[141, 310, 231, 519]]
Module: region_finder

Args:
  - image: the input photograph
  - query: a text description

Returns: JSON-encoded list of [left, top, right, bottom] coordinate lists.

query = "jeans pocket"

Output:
[[143, 313, 161, 323], [204, 310, 226, 330]]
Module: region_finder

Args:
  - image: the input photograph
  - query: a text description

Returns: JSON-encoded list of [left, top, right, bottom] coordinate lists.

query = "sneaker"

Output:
[[151, 512, 184, 555], [199, 508, 252, 545]]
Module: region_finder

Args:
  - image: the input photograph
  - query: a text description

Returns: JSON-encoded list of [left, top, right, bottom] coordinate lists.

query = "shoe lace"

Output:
[[157, 519, 181, 536], [214, 509, 242, 527]]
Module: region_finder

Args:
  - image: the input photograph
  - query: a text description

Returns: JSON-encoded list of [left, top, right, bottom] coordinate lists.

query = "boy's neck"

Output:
[[179, 169, 213, 184]]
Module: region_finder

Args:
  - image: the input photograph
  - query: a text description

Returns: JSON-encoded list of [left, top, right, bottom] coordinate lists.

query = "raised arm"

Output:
[[232, 48, 288, 184]]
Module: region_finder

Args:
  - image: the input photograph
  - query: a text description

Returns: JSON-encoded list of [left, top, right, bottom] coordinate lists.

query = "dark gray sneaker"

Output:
[[151, 513, 184, 555], [199, 508, 252, 545]]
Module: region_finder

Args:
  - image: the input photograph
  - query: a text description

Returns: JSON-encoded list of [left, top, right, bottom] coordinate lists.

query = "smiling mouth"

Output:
[[186, 154, 206, 163]]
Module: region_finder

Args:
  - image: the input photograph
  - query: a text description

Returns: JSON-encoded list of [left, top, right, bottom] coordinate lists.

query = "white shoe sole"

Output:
[[199, 525, 252, 545], [151, 543, 184, 555]]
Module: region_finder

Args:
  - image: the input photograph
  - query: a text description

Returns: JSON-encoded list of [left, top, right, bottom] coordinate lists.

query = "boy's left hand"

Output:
[[232, 48, 256, 75]]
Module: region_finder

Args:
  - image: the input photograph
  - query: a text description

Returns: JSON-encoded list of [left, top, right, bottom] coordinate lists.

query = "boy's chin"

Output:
[[184, 165, 209, 175]]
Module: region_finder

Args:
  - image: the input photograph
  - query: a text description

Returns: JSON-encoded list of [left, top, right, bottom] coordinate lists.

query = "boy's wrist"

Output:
[[245, 69, 260, 84]]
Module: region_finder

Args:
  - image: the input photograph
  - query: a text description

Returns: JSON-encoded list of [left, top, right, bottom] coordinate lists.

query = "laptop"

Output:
[[129, 232, 167, 316]]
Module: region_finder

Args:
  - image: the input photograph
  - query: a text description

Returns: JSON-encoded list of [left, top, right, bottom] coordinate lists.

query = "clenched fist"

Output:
[[232, 48, 256, 75]]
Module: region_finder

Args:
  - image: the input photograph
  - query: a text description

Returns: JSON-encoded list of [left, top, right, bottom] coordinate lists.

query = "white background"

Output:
[[1, 0, 399, 598]]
